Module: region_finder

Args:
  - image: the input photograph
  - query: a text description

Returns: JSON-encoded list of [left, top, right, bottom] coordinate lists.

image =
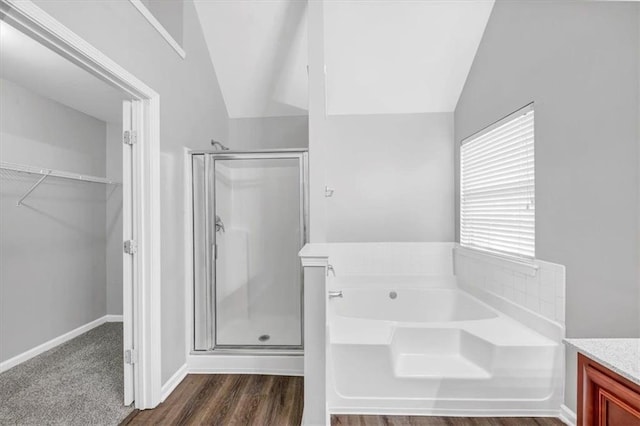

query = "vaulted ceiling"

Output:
[[0, 21, 125, 124], [324, 1, 495, 115], [194, 0, 495, 118], [194, 0, 308, 119]]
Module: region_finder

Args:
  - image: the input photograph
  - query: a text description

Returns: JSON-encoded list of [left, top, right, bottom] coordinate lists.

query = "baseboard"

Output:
[[155, 356, 303, 402], [0, 315, 108, 373], [105, 314, 123, 322], [187, 354, 304, 376], [161, 363, 188, 402], [559, 404, 576, 426]]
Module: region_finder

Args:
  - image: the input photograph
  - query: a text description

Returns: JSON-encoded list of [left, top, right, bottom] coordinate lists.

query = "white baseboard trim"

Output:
[[105, 314, 123, 322], [161, 363, 188, 402], [187, 354, 304, 376], [559, 404, 576, 426], [156, 356, 303, 402], [0, 315, 109, 373]]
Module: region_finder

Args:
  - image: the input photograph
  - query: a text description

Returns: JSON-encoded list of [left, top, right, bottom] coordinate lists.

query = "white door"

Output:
[[122, 100, 138, 406]]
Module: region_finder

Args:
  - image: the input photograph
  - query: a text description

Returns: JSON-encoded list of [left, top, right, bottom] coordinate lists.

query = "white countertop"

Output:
[[565, 338, 640, 386]]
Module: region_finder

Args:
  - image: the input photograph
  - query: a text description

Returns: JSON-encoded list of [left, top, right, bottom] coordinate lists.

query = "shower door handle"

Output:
[[215, 215, 225, 233]]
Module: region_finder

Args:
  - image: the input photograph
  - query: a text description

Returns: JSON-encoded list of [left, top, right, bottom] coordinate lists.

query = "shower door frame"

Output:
[[193, 149, 308, 354]]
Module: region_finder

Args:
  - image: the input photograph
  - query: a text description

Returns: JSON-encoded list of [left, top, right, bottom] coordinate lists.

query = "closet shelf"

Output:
[[0, 161, 121, 206]]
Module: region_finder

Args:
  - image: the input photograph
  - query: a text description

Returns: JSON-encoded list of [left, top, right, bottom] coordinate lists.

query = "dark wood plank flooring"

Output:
[[121, 374, 562, 426], [121, 374, 303, 425]]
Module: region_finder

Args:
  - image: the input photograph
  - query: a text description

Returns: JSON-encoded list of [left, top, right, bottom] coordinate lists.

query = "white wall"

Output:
[[105, 122, 122, 316], [454, 0, 640, 413], [325, 113, 454, 242], [227, 116, 308, 150], [140, 0, 183, 46], [0, 78, 106, 176], [31, 0, 230, 384], [0, 78, 108, 362]]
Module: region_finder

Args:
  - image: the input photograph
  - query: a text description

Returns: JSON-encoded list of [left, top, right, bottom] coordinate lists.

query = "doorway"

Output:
[[0, 0, 162, 412]]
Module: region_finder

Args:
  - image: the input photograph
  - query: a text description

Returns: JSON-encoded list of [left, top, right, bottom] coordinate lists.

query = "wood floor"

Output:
[[121, 374, 303, 426], [121, 374, 563, 426]]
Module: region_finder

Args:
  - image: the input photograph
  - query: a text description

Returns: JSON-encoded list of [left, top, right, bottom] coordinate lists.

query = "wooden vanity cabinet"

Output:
[[578, 353, 640, 425]]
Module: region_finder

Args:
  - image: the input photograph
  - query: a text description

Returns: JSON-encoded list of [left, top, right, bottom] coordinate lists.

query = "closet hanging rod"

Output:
[[0, 161, 121, 185]]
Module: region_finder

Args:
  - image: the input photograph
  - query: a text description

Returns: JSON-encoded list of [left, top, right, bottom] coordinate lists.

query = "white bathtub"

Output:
[[327, 276, 564, 416], [334, 287, 497, 322]]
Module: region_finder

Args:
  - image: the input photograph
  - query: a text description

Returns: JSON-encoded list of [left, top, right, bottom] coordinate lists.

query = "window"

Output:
[[460, 104, 535, 259]]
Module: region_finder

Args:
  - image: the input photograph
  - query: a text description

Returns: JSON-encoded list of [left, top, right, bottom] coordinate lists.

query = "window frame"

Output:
[[459, 102, 535, 261]]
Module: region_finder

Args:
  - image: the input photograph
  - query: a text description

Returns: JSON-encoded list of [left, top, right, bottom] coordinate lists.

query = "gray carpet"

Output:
[[0, 323, 134, 425]]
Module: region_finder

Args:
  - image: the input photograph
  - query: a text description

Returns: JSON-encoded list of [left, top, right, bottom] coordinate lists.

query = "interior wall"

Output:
[[140, 0, 184, 46], [453, 0, 640, 413], [226, 116, 308, 150], [31, 0, 230, 384], [325, 113, 454, 242], [0, 78, 107, 175], [105, 122, 123, 316], [0, 78, 108, 363]]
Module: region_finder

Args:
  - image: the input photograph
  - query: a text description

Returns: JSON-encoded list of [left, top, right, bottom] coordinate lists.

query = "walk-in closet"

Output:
[[0, 19, 133, 423]]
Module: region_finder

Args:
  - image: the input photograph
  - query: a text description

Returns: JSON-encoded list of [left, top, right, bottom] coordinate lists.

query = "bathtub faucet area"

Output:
[[299, 242, 566, 426]]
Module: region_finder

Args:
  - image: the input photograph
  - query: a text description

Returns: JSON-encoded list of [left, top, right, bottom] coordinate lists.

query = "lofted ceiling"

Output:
[[195, 0, 495, 118], [0, 20, 125, 124], [324, 0, 495, 115], [194, 0, 309, 119]]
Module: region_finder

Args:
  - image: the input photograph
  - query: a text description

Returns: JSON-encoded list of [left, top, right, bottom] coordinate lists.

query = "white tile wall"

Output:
[[454, 247, 566, 324], [328, 242, 455, 276]]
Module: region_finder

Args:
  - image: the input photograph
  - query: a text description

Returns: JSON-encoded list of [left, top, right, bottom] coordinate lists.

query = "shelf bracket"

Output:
[[17, 171, 51, 206]]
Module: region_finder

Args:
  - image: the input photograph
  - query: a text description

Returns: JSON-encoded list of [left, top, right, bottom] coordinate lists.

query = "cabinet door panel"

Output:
[[578, 354, 640, 426], [599, 387, 640, 426]]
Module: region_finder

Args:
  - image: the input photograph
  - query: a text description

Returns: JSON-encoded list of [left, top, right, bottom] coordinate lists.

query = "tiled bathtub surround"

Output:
[[454, 246, 566, 325], [327, 242, 455, 276]]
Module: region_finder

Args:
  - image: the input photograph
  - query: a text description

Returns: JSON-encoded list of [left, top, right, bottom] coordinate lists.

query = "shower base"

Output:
[[216, 314, 301, 348]]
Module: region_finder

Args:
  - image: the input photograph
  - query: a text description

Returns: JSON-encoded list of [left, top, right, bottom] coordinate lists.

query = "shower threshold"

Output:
[[194, 347, 303, 356]]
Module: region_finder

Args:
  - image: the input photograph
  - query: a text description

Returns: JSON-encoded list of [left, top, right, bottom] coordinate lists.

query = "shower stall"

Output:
[[191, 150, 308, 352]]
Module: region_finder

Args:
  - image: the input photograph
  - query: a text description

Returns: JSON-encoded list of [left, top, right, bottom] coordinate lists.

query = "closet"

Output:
[[0, 18, 130, 421]]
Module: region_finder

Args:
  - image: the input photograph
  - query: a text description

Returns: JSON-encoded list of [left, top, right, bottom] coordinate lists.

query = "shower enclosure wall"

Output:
[[192, 150, 307, 352]]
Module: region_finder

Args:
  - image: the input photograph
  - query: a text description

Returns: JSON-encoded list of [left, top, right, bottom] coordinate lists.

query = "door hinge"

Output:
[[123, 130, 137, 145], [124, 240, 138, 255], [125, 349, 138, 365]]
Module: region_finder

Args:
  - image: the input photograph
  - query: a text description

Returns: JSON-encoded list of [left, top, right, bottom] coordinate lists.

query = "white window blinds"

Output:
[[460, 104, 535, 260]]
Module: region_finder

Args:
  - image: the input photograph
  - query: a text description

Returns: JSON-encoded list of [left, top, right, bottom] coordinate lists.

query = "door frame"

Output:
[[0, 0, 162, 409], [208, 151, 308, 351], [187, 149, 309, 354]]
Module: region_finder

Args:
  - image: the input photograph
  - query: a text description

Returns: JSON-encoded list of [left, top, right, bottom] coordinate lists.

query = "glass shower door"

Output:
[[211, 153, 304, 348]]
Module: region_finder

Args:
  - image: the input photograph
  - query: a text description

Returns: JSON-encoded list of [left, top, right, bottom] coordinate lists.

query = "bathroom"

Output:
[[0, 1, 638, 425]]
